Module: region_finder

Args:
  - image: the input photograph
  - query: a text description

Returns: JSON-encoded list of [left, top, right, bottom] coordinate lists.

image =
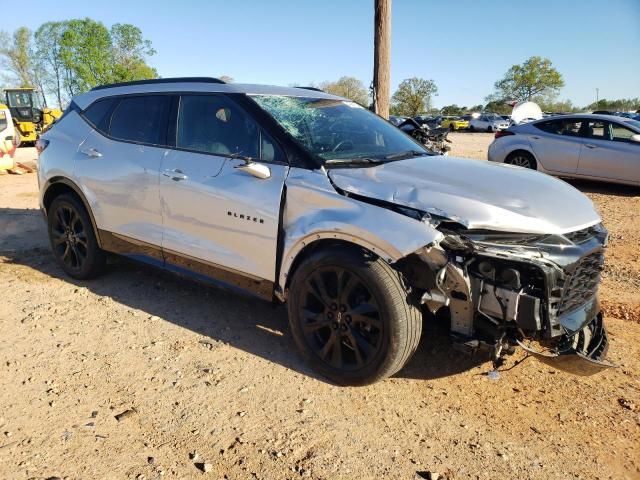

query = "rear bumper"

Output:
[[518, 313, 614, 375]]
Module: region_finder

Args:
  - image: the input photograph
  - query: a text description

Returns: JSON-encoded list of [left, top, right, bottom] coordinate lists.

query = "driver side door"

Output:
[[159, 94, 289, 297]]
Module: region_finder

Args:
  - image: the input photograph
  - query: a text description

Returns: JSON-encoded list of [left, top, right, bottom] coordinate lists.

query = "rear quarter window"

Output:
[[0, 111, 7, 131], [82, 97, 118, 134], [108, 95, 171, 146]]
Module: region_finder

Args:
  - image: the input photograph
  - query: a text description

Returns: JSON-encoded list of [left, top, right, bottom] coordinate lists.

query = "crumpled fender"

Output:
[[278, 167, 443, 292]]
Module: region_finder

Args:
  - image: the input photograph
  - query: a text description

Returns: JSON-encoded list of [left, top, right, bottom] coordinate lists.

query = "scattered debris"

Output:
[[618, 398, 636, 411], [195, 462, 213, 473], [114, 408, 137, 422]]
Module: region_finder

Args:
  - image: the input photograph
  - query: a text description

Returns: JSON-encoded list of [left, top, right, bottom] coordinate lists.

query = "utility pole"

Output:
[[373, 0, 391, 119], [596, 88, 599, 109]]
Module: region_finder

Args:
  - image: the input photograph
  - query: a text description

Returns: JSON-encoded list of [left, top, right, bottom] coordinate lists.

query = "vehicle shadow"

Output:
[[0, 208, 485, 385], [566, 178, 639, 197]]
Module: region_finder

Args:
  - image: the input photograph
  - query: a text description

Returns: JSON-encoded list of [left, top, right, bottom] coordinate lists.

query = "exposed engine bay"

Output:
[[398, 219, 613, 375]]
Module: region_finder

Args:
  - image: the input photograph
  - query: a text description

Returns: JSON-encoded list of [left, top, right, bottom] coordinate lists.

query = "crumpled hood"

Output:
[[328, 156, 601, 234]]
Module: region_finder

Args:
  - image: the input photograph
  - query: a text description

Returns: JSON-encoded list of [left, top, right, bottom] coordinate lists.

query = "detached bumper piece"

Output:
[[517, 314, 615, 376]]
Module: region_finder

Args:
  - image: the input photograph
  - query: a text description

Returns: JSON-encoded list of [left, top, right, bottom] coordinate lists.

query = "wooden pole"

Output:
[[373, 0, 391, 119]]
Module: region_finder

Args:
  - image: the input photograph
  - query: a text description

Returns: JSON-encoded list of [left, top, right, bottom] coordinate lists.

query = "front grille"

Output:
[[557, 252, 604, 316], [564, 225, 600, 244]]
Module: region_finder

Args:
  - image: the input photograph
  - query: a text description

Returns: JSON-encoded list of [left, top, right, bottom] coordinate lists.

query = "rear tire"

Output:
[[47, 194, 106, 279], [287, 247, 422, 386], [449, 124, 455, 132], [505, 151, 537, 170], [487, 126, 493, 132]]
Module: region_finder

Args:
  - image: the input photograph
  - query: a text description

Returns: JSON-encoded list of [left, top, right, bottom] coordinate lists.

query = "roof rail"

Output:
[[91, 77, 226, 91], [295, 86, 324, 92]]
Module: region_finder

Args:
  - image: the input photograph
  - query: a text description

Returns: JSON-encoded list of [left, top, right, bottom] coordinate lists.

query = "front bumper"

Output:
[[518, 313, 614, 375]]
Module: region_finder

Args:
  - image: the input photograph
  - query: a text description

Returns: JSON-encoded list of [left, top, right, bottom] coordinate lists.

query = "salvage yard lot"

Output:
[[1, 136, 639, 479]]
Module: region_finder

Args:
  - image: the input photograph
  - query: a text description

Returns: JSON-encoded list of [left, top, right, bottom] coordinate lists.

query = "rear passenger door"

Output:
[[159, 94, 289, 286], [76, 95, 172, 249], [528, 118, 584, 174], [577, 120, 640, 183]]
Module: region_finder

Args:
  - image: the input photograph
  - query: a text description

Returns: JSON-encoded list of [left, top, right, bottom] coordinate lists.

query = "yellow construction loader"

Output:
[[3, 88, 62, 146]]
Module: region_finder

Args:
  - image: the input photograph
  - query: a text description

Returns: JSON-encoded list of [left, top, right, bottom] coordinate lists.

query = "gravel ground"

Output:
[[0, 143, 638, 480]]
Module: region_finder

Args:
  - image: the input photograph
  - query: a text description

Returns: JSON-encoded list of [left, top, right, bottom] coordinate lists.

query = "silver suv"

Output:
[[38, 78, 612, 385]]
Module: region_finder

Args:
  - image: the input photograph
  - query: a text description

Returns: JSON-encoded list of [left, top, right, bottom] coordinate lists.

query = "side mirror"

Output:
[[235, 161, 271, 179], [630, 134, 640, 143]]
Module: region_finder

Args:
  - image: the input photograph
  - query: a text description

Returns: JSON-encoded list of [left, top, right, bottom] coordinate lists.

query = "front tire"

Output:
[[287, 247, 422, 386], [47, 194, 106, 279]]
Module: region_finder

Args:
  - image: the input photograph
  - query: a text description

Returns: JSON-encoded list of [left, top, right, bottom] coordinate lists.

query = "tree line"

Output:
[[1, 26, 637, 117], [0, 19, 157, 108]]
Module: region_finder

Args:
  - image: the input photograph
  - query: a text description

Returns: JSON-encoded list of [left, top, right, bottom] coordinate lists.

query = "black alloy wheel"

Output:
[[297, 266, 383, 371], [47, 194, 106, 279]]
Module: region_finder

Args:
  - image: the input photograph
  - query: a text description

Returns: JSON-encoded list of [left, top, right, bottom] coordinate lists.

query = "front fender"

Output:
[[278, 167, 442, 291]]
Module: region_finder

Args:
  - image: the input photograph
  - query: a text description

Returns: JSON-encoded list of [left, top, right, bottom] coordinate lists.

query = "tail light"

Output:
[[35, 138, 49, 156], [494, 130, 514, 139]]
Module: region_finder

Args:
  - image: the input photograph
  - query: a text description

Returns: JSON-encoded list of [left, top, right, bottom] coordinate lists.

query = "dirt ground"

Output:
[[1, 137, 638, 480]]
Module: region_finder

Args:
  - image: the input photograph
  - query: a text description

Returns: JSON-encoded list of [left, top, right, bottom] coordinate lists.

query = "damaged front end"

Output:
[[401, 219, 615, 375]]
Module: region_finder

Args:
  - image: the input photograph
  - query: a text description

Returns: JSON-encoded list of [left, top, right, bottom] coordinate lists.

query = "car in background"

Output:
[[388, 115, 408, 126], [469, 113, 509, 132], [488, 114, 640, 186], [413, 115, 440, 129], [440, 116, 469, 131]]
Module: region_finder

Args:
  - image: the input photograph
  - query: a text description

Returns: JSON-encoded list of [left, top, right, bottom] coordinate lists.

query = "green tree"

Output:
[[34, 21, 67, 108], [487, 56, 564, 103], [584, 97, 639, 112], [537, 98, 580, 113], [110, 23, 157, 82], [440, 104, 463, 115], [0, 27, 33, 87], [219, 75, 234, 83], [467, 104, 484, 112], [391, 77, 438, 117], [483, 100, 512, 115], [320, 76, 369, 106], [59, 19, 113, 96]]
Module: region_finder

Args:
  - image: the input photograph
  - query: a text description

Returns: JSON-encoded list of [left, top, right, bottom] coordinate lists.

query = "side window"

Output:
[[583, 120, 610, 140], [109, 95, 170, 145], [535, 119, 582, 136], [0, 111, 7, 132], [177, 95, 284, 161], [82, 97, 118, 134], [611, 123, 636, 143]]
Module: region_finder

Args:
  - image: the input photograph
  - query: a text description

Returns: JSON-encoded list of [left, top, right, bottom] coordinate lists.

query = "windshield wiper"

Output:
[[384, 150, 431, 160], [324, 157, 383, 166]]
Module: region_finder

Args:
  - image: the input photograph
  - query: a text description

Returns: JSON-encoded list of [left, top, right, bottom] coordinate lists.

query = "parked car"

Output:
[[440, 116, 469, 131], [469, 113, 510, 132], [388, 115, 407, 126], [488, 114, 640, 186], [413, 115, 440, 129], [0, 102, 17, 170], [38, 78, 612, 385]]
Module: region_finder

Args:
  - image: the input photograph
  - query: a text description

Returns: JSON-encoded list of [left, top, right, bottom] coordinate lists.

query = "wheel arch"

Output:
[[278, 231, 420, 301], [42, 177, 102, 247], [505, 148, 539, 170]]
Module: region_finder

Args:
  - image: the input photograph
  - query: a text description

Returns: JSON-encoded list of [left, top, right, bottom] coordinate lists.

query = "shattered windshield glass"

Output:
[[250, 95, 429, 163]]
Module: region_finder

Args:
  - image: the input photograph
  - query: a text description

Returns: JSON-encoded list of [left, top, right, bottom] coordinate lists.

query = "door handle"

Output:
[[584, 144, 597, 149], [81, 148, 102, 158], [162, 168, 188, 181], [530, 136, 540, 140]]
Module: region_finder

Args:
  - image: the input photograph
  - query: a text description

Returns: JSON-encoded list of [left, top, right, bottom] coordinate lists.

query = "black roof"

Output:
[[91, 77, 226, 91]]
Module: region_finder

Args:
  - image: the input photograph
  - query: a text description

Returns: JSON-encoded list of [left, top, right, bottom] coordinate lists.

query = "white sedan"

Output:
[[470, 113, 510, 132], [488, 114, 640, 186]]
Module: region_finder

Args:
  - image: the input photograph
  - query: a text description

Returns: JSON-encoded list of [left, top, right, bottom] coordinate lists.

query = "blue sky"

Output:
[[5, 0, 640, 107]]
